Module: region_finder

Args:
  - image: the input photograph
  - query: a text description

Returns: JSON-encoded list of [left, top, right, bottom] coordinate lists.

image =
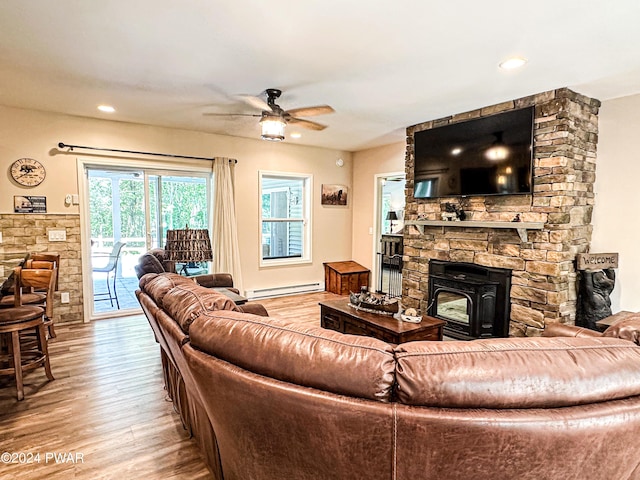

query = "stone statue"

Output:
[[576, 268, 616, 330]]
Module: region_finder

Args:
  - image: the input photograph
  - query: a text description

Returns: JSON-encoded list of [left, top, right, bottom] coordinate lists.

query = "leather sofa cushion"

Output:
[[193, 273, 234, 289], [162, 283, 241, 333], [189, 311, 396, 402], [147, 247, 176, 273], [603, 315, 640, 345], [395, 336, 640, 408], [136, 252, 165, 278], [542, 322, 602, 338], [139, 272, 196, 308]]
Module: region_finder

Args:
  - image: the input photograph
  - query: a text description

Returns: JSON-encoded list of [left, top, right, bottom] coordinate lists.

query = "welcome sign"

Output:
[[576, 253, 619, 271]]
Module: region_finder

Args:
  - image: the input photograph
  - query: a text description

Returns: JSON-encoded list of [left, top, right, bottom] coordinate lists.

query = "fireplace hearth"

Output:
[[427, 260, 511, 340]]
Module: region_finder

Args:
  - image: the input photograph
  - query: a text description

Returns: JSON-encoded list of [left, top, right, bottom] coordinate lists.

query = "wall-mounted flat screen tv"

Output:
[[413, 106, 534, 198]]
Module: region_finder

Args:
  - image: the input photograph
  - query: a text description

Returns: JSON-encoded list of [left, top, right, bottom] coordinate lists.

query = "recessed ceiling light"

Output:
[[290, 132, 302, 139], [451, 147, 462, 155], [97, 104, 116, 113], [499, 57, 528, 70]]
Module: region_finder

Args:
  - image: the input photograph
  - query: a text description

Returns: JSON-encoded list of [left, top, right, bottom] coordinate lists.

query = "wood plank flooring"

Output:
[[0, 291, 341, 480], [259, 291, 343, 323]]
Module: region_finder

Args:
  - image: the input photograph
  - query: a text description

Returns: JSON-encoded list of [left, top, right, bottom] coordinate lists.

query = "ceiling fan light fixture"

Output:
[[260, 115, 286, 141], [485, 131, 509, 161]]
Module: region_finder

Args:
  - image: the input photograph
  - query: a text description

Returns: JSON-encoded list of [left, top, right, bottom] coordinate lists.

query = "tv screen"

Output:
[[413, 107, 534, 198]]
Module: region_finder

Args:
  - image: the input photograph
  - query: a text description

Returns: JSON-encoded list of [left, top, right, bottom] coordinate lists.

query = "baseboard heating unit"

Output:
[[245, 282, 324, 300]]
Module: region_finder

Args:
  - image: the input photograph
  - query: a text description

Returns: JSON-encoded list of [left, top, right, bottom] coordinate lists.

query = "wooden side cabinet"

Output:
[[323, 261, 370, 295]]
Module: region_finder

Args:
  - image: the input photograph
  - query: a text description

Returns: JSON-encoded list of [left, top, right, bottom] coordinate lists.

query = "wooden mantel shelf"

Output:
[[405, 220, 545, 242]]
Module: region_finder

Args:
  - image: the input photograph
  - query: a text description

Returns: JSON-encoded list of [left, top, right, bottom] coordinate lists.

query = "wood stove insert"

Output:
[[427, 260, 511, 340]]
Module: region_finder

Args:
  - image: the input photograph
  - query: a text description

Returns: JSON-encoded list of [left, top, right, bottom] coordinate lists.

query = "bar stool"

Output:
[[0, 259, 58, 338], [0, 305, 54, 400], [0, 267, 56, 400], [29, 253, 60, 290], [26, 257, 59, 338]]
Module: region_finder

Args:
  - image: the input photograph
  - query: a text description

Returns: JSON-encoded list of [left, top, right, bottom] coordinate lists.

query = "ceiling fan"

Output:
[[204, 88, 334, 141]]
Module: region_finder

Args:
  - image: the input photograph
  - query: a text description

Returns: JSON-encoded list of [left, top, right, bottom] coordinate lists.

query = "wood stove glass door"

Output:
[[436, 291, 469, 324]]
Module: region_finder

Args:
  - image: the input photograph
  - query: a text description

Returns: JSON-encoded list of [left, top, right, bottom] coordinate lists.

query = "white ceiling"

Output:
[[1, 1, 640, 152]]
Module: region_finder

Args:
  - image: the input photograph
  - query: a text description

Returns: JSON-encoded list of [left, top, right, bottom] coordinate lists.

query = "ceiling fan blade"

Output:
[[287, 117, 327, 131], [203, 113, 262, 117], [235, 94, 271, 111], [285, 105, 334, 117]]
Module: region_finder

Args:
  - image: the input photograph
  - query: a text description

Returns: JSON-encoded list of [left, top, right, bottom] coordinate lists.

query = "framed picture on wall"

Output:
[[14, 195, 47, 213], [321, 184, 348, 206]]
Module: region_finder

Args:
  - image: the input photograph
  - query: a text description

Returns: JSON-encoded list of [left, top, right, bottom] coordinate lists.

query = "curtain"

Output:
[[212, 157, 243, 293]]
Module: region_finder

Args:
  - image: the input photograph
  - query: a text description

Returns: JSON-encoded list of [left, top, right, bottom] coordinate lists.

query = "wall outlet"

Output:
[[48, 229, 66, 241], [60, 292, 70, 304]]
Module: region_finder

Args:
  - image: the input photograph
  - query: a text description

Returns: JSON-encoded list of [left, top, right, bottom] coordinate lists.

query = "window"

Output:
[[260, 171, 312, 266]]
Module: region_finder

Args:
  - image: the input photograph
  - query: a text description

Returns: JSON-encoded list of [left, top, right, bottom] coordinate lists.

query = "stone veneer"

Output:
[[0, 213, 84, 325], [402, 88, 600, 336]]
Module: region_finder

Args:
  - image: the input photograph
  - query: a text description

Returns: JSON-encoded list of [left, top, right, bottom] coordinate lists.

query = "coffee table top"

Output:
[[319, 297, 445, 336]]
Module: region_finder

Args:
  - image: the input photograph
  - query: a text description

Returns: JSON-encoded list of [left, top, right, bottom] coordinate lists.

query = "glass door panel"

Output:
[[160, 175, 209, 233], [158, 175, 209, 274], [88, 169, 144, 315], [87, 168, 210, 317]]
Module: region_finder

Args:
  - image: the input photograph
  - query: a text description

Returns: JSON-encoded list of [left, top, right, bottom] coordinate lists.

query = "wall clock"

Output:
[[10, 158, 46, 187]]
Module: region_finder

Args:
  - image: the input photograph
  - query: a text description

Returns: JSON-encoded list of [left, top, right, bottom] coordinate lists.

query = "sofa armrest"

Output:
[[238, 302, 269, 317], [602, 315, 640, 345], [193, 273, 234, 289], [542, 323, 602, 339]]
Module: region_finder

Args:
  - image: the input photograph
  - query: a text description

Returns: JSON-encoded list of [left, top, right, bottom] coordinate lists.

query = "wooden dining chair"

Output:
[[24, 257, 59, 338], [29, 253, 60, 291], [0, 267, 55, 400], [0, 259, 58, 338]]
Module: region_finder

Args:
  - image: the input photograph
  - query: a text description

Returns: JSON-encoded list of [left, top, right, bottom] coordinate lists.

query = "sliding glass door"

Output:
[[86, 166, 211, 317]]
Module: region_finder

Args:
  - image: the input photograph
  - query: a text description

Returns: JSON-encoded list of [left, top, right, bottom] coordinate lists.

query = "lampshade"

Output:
[[165, 227, 213, 263], [261, 114, 286, 141], [386, 211, 398, 221]]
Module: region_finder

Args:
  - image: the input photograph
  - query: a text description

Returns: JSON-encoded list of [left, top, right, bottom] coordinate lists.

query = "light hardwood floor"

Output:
[[0, 291, 342, 480]]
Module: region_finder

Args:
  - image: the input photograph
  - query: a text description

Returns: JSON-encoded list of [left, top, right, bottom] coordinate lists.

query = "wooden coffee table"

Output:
[[319, 298, 445, 344]]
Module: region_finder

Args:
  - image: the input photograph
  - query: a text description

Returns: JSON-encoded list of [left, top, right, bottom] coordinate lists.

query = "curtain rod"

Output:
[[57, 142, 237, 163]]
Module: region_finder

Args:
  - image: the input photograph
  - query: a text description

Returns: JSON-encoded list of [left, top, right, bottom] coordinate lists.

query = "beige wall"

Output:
[[4, 92, 638, 318], [351, 142, 405, 279], [0, 105, 352, 301], [591, 93, 640, 313]]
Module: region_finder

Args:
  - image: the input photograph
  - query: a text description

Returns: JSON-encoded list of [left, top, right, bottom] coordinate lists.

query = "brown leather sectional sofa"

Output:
[[136, 272, 640, 480]]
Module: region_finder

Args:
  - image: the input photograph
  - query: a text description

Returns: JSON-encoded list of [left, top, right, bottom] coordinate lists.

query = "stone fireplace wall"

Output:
[[402, 88, 600, 336]]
